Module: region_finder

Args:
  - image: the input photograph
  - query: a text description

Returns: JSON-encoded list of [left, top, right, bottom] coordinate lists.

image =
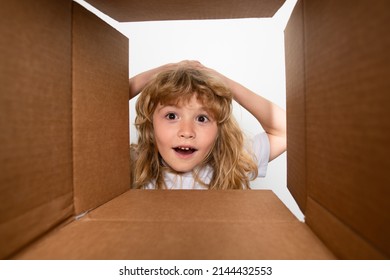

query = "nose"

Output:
[[178, 120, 196, 139]]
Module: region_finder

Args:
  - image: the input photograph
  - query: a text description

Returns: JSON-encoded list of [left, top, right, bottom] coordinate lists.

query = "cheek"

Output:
[[153, 120, 172, 147], [153, 124, 165, 145], [202, 125, 219, 148]]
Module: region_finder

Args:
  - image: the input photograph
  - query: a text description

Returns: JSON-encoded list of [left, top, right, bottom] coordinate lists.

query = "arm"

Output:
[[227, 77, 286, 161], [206, 68, 287, 161], [129, 60, 203, 99], [129, 60, 202, 99], [129, 63, 174, 99]]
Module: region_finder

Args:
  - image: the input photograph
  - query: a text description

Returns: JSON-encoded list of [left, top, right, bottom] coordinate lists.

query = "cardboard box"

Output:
[[0, 0, 388, 259]]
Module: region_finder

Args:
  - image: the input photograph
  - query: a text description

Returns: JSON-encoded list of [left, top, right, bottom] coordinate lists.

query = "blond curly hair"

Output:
[[131, 66, 258, 189]]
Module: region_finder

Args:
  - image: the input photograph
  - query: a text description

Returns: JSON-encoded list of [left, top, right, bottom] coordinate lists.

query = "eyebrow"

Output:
[[156, 104, 213, 116], [156, 104, 178, 111]]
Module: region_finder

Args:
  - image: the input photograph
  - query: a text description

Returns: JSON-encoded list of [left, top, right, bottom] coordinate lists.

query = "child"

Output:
[[129, 60, 286, 189]]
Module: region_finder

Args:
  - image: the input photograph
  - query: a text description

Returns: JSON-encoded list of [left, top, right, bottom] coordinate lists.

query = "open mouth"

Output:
[[173, 146, 198, 155]]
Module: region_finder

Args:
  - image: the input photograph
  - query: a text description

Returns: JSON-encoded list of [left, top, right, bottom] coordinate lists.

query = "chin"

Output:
[[172, 167, 193, 173], [167, 163, 195, 173]]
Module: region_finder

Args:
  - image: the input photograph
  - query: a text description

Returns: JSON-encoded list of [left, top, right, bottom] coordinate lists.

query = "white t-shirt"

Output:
[[143, 132, 270, 189]]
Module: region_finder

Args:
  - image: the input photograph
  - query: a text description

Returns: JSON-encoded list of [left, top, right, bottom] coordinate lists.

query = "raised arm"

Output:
[[129, 60, 202, 99], [227, 77, 286, 161], [205, 67, 287, 161], [129, 63, 174, 99]]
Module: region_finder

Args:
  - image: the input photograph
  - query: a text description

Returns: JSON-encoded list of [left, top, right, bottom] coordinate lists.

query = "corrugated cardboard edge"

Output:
[[284, 0, 307, 213]]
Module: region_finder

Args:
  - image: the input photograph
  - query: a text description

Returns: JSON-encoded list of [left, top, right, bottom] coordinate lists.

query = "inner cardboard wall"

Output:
[[72, 2, 130, 215], [284, 0, 306, 212], [292, 0, 390, 258], [0, 0, 74, 259], [14, 190, 335, 260], [0, 0, 131, 259]]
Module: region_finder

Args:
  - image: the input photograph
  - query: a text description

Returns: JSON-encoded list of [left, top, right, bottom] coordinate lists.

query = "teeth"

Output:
[[175, 147, 195, 151]]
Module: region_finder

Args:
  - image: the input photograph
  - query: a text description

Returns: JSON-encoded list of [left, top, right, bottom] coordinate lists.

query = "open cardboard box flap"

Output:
[[0, 0, 389, 259], [15, 190, 334, 259]]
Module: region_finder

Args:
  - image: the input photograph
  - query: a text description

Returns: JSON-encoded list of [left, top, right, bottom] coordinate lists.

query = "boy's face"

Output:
[[152, 95, 218, 173]]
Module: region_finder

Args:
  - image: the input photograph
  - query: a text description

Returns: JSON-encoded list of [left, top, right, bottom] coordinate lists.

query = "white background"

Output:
[[75, 0, 303, 221]]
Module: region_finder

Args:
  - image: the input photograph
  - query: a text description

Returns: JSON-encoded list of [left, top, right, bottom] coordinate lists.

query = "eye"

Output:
[[196, 114, 209, 123], [165, 112, 178, 120]]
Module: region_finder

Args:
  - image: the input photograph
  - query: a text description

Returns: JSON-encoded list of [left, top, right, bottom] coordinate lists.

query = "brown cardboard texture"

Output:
[[72, 0, 130, 216], [0, 0, 74, 259], [15, 190, 334, 259], [286, 0, 390, 259], [0, 0, 389, 260]]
